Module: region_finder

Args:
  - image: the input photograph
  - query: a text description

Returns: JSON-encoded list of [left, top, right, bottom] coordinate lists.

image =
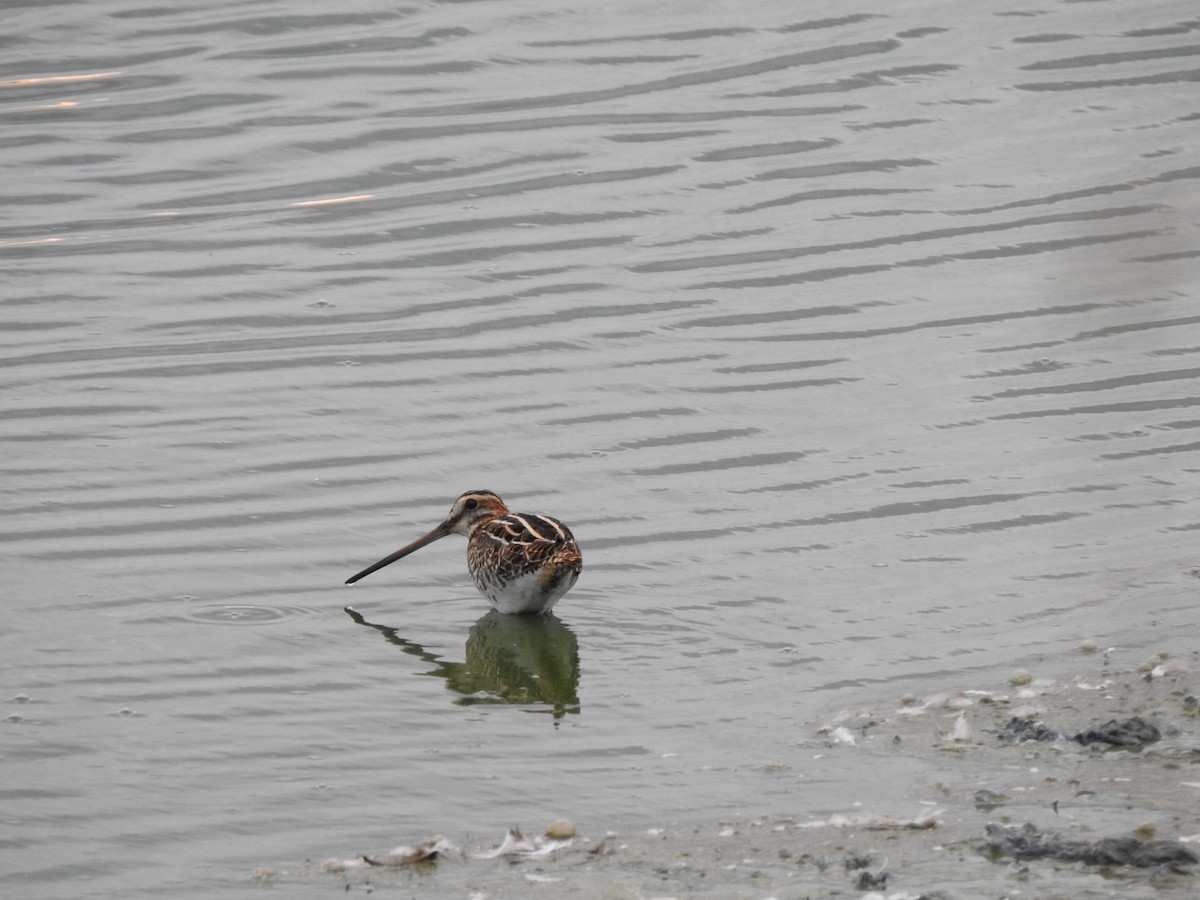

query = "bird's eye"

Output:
[[464, 498, 479, 510]]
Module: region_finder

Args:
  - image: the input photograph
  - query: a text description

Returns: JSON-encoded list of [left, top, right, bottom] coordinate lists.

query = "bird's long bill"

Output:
[[345, 522, 452, 584]]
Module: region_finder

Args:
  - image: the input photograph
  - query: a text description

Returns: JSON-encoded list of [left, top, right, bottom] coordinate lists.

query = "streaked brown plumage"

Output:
[[345, 490, 582, 614]]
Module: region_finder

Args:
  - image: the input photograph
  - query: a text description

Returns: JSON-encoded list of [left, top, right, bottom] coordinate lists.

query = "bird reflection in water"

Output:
[[344, 607, 580, 720]]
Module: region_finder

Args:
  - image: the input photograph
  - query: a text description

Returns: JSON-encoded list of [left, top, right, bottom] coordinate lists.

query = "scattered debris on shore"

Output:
[[256, 648, 1198, 897]]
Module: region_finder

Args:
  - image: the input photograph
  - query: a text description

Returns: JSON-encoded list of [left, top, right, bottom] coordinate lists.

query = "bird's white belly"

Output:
[[480, 568, 574, 615]]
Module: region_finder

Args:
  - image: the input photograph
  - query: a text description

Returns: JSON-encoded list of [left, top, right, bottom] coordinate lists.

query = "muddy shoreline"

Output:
[[264, 649, 1198, 897]]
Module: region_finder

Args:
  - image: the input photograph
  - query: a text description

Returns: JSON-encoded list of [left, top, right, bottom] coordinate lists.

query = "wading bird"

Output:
[[346, 490, 582, 615]]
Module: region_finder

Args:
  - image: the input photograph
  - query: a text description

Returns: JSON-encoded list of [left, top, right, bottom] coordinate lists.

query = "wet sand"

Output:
[[266, 647, 1198, 898]]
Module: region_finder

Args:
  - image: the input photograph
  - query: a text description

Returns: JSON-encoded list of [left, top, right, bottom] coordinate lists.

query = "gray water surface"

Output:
[[3, 0, 1198, 895]]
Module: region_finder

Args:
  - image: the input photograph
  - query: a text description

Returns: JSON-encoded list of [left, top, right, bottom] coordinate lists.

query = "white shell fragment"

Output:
[[474, 826, 573, 859]]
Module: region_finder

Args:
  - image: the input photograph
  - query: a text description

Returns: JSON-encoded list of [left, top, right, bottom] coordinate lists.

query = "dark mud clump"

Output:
[[978, 822, 1198, 870], [996, 716, 1059, 743], [997, 714, 1164, 748], [1072, 715, 1161, 748]]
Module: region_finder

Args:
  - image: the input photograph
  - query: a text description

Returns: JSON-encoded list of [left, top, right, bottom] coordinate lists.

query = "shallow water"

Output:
[[3, 0, 1199, 895]]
